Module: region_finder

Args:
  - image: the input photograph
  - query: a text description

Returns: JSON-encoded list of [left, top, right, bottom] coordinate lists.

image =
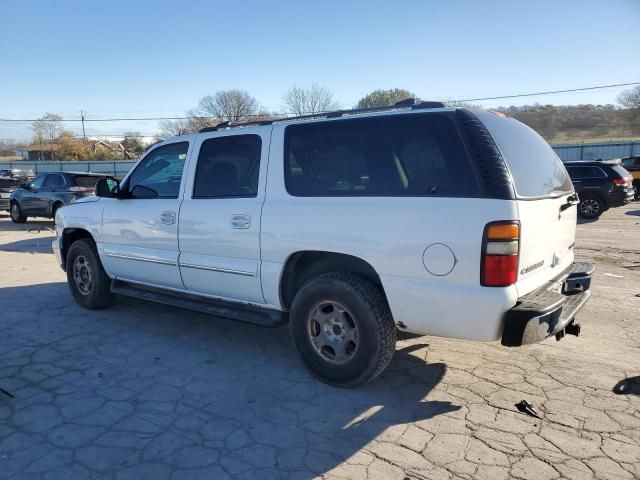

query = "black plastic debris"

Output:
[[613, 377, 640, 395], [515, 399, 540, 418]]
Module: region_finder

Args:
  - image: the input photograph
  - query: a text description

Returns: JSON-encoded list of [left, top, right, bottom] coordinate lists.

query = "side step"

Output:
[[111, 280, 287, 328]]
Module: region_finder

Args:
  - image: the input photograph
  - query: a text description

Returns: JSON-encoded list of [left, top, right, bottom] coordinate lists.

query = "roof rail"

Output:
[[198, 99, 447, 133]]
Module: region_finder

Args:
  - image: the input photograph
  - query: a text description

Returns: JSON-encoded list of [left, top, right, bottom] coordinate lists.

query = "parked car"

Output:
[[564, 160, 634, 219], [0, 176, 21, 213], [9, 172, 115, 223], [621, 155, 640, 199], [53, 102, 593, 386]]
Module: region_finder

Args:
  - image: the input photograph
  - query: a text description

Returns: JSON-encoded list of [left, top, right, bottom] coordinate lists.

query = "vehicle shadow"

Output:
[[577, 216, 598, 225], [0, 282, 459, 478], [625, 210, 640, 217], [613, 376, 640, 395], [0, 235, 55, 253]]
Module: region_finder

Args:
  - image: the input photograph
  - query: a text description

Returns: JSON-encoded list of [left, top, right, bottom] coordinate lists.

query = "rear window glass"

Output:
[[611, 164, 632, 179], [284, 113, 481, 197], [474, 111, 573, 198], [566, 166, 607, 179], [73, 175, 105, 188]]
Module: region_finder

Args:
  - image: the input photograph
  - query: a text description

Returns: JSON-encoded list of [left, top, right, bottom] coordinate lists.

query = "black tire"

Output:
[[66, 238, 116, 309], [51, 202, 63, 221], [289, 272, 396, 387], [578, 195, 605, 219], [10, 202, 27, 223]]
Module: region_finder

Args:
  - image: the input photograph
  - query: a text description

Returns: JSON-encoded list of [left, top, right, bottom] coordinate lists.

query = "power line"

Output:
[[0, 81, 638, 123], [453, 82, 640, 103]]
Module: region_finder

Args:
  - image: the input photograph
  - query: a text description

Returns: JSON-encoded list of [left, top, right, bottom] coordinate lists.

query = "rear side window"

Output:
[[474, 111, 573, 198], [193, 135, 262, 198], [73, 175, 104, 188], [284, 113, 481, 197], [566, 166, 607, 179], [44, 174, 65, 187]]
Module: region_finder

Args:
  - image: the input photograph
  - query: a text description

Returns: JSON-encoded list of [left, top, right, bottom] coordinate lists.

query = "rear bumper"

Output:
[[608, 189, 634, 208], [502, 262, 593, 346]]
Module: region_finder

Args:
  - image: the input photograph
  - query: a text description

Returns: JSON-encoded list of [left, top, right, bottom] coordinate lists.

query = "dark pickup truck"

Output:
[[564, 160, 635, 219]]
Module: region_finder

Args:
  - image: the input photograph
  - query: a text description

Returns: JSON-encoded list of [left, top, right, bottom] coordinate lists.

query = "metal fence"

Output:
[[0, 160, 136, 178], [1, 141, 639, 177], [552, 141, 640, 162]]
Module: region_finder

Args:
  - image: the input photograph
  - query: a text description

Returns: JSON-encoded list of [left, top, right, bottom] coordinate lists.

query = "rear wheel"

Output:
[[10, 202, 27, 223], [578, 196, 604, 219], [66, 238, 116, 309], [289, 272, 396, 387]]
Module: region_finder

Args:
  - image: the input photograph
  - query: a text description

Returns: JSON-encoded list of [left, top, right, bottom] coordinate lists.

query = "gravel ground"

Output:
[[0, 204, 639, 480]]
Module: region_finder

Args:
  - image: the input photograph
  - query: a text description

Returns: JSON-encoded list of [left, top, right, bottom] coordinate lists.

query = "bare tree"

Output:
[[618, 86, 640, 110], [282, 84, 339, 116], [196, 90, 259, 123], [355, 88, 416, 109], [31, 113, 63, 160], [158, 118, 197, 137]]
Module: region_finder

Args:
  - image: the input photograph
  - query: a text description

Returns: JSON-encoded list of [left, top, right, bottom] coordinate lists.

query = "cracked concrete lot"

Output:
[[1, 204, 639, 480]]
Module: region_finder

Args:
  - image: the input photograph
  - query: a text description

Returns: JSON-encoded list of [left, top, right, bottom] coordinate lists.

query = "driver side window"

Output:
[[126, 142, 189, 199], [28, 175, 46, 191]]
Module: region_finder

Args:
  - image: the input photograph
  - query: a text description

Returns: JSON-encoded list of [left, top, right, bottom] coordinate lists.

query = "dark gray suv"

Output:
[[9, 172, 114, 223]]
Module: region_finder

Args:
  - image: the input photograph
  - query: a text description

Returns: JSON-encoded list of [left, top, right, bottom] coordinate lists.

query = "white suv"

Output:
[[53, 101, 593, 387]]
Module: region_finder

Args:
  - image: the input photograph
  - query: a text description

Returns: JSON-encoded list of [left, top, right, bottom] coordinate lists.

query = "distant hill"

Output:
[[495, 104, 640, 144]]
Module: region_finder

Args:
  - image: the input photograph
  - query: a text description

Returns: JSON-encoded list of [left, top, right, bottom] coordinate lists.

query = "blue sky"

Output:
[[1, 0, 639, 140]]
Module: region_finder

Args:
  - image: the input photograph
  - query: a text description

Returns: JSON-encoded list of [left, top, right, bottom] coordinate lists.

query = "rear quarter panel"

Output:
[[261, 124, 519, 341]]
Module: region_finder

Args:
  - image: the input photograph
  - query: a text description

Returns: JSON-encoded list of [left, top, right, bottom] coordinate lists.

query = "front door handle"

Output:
[[231, 214, 251, 229], [160, 211, 176, 225]]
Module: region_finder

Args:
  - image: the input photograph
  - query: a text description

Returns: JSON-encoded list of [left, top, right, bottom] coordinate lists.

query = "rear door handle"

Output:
[[160, 211, 176, 225], [231, 214, 251, 229]]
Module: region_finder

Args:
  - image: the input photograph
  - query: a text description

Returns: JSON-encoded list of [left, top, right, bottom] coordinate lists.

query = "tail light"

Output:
[[68, 186, 93, 192], [612, 178, 631, 186], [481, 221, 520, 287]]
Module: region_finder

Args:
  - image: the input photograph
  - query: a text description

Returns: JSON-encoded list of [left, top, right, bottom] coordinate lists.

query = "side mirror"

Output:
[[95, 178, 120, 198]]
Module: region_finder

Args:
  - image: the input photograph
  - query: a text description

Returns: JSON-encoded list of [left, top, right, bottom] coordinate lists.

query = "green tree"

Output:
[[355, 88, 416, 109]]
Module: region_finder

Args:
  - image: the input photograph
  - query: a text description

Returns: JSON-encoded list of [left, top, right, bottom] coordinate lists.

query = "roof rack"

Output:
[[198, 98, 447, 133]]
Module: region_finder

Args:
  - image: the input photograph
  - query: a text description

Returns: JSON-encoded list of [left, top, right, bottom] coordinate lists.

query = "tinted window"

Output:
[[44, 174, 65, 188], [73, 175, 105, 188], [566, 166, 607, 179], [193, 135, 262, 198], [284, 114, 480, 197], [28, 175, 46, 191], [474, 111, 573, 198], [127, 142, 188, 198]]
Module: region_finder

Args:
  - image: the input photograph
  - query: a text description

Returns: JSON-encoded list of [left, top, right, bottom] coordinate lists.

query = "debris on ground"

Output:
[[515, 399, 541, 418]]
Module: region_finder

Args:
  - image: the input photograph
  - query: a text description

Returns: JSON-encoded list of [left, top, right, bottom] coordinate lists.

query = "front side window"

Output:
[[193, 135, 262, 198], [44, 174, 65, 188], [28, 175, 46, 191], [284, 114, 481, 197], [126, 142, 189, 198]]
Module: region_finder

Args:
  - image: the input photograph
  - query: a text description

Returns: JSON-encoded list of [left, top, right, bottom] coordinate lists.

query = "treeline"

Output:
[[496, 103, 640, 143]]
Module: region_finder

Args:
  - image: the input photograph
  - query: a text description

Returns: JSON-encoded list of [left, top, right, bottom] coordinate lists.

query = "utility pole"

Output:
[[80, 110, 87, 142]]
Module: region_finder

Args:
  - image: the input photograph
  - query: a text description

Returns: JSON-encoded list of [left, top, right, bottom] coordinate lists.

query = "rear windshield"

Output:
[[474, 111, 573, 199], [611, 164, 632, 179], [73, 175, 105, 188], [284, 113, 481, 197]]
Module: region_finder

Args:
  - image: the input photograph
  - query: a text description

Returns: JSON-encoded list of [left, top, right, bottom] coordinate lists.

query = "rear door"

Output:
[[474, 111, 576, 296], [177, 128, 270, 304]]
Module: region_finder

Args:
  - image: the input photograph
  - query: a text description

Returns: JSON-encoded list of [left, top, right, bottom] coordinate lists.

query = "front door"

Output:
[[178, 129, 270, 304], [20, 174, 47, 215], [99, 141, 191, 290]]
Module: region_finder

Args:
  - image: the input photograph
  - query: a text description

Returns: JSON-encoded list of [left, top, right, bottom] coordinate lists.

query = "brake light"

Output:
[[481, 221, 520, 287], [68, 186, 93, 192], [613, 178, 630, 186]]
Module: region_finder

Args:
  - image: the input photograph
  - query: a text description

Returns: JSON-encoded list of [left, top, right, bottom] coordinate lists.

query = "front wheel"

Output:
[[289, 272, 396, 387], [66, 238, 116, 309], [578, 196, 604, 219], [10, 202, 27, 223]]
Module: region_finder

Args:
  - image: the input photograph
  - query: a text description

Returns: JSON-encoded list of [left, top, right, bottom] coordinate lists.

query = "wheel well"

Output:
[[61, 228, 94, 268], [280, 251, 383, 309]]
